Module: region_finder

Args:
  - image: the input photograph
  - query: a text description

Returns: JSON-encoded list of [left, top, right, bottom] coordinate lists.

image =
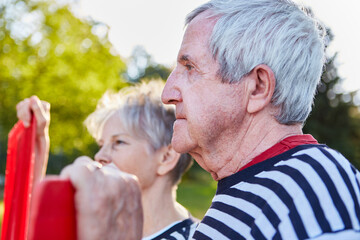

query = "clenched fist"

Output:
[[61, 157, 143, 240]]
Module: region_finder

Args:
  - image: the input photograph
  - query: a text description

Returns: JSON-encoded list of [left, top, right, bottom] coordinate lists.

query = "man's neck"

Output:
[[198, 115, 303, 181]]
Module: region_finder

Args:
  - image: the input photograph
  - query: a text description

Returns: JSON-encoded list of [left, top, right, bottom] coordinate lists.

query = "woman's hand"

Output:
[[16, 95, 50, 183], [16, 95, 50, 136], [60, 157, 143, 240]]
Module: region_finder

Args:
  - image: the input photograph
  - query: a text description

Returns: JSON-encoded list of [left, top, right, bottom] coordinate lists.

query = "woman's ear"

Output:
[[156, 145, 181, 176], [246, 64, 276, 114]]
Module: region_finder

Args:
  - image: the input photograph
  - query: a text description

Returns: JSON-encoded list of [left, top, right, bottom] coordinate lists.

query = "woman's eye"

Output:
[[112, 140, 123, 149], [115, 140, 125, 145]]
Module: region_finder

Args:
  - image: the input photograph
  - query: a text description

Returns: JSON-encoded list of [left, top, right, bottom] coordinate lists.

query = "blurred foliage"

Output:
[[124, 45, 171, 83], [303, 28, 360, 169], [303, 53, 360, 169], [0, 0, 128, 173], [177, 171, 217, 219]]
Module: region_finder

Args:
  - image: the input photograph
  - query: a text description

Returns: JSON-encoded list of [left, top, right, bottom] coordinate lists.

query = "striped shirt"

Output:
[[192, 144, 360, 239], [143, 218, 197, 240]]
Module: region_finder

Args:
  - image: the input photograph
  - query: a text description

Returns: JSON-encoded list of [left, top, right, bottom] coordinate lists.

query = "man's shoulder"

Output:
[[198, 144, 360, 240], [217, 144, 359, 195], [262, 144, 359, 180], [284, 144, 360, 181]]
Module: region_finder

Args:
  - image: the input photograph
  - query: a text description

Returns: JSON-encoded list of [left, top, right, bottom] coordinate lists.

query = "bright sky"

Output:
[[74, 0, 360, 93]]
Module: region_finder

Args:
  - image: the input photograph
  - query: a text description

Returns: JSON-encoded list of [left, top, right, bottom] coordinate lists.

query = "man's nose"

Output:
[[94, 147, 111, 165], [161, 69, 182, 105]]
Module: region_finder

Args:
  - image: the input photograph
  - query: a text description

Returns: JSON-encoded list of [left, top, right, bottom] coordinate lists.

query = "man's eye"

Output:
[[185, 64, 194, 71]]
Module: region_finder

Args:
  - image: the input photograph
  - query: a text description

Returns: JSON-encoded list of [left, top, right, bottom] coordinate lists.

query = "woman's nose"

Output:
[[94, 147, 111, 165]]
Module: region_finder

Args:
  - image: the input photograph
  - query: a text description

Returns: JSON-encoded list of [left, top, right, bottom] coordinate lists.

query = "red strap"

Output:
[[1, 117, 77, 240], [240, 134, 318, 171], [1, 116, 36, 240], [28, 178, 77, 240]]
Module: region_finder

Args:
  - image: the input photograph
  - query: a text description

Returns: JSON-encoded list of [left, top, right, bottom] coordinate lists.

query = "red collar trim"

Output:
[[239, 134, 318, 171]]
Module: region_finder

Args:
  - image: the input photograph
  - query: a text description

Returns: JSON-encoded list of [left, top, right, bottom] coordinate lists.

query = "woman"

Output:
[[16, 80, 197, 239]]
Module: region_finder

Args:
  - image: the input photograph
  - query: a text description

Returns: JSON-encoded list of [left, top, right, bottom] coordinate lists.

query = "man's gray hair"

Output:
[[186, 0, 326, 124], [85, 80, 192, 185]]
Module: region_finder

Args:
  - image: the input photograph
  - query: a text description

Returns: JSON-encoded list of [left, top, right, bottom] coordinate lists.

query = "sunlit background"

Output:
[[72, 0, 360, 94], [1, 0, 360, 226]]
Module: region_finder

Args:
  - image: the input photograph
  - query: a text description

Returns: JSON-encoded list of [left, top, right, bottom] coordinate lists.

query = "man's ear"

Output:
[[157, 145, 180, 176], [246, 64, 276, 114]]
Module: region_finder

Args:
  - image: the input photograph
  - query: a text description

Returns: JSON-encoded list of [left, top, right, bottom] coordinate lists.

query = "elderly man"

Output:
[[160, 0, 360, 239], [18, 0, 360, 239]]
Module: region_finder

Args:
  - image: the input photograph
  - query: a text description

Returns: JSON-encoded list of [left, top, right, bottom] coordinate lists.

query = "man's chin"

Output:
[[171, 135, 196, 154], [172, 123, 195, 153], [172, 141, 190, 154]]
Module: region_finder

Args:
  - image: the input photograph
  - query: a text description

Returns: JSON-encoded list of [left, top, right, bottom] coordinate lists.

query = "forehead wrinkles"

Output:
[[180, 12, 220, 74], [182, 10, 217, 51], [188, 10, 218, 34]]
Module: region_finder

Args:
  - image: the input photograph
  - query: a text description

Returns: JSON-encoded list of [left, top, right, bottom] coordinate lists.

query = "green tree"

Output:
[[304, 32, 360, 169], [0, 0, 128, 173], [125, 46, 171, 82]]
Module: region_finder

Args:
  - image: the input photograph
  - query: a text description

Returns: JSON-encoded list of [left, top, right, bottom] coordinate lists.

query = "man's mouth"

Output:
[[175, 113, 186, 120]]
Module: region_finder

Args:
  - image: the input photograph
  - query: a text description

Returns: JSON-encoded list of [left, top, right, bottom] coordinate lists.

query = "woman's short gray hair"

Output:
[[85, 80, 192, 185], [186, 0, 326, 124]]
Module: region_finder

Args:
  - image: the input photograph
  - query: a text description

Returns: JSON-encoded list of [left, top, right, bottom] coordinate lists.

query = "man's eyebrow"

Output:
[[179, 54, 190, 62]]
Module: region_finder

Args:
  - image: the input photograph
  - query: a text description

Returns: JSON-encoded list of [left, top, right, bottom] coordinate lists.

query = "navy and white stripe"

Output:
[[143, 218, 197, 240], [193, 145, 360, 239]]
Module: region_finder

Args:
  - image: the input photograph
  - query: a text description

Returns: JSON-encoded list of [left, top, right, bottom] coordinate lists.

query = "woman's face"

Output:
[[94, 114, 159, 189]]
